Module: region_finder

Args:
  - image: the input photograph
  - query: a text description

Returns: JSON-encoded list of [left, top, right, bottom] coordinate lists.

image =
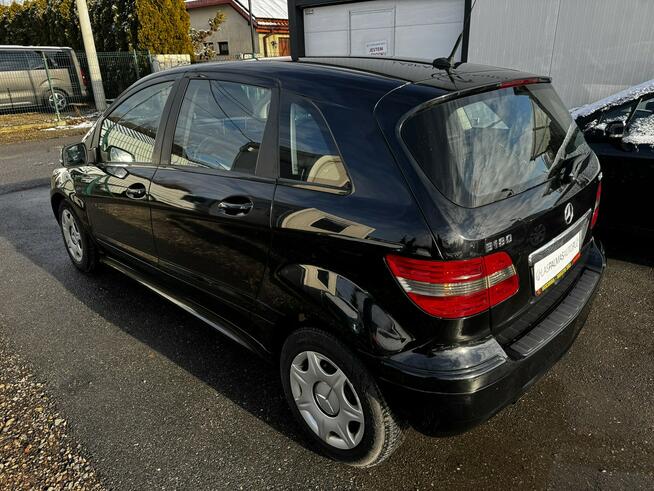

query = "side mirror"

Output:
[[108, 146, 135, 163], [605, 120, 625, 138], [61, 143, 87, 167]]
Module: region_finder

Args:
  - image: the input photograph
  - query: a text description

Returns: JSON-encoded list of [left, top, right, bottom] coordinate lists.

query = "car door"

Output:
[[149, 72, 277, 328], [82, 77, 178, 264]]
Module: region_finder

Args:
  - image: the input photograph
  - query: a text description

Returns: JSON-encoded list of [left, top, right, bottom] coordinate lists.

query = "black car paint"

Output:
[[51, 58, 605, 434]]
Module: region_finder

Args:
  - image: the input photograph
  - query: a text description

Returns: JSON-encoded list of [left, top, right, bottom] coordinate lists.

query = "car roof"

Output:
[[159, 56, 545, 94], [299, 57, 546, 92]]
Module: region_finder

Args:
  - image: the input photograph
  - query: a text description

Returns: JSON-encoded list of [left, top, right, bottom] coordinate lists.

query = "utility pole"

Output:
[[76, 0, 107, 111], [248, 0, 256, 58]]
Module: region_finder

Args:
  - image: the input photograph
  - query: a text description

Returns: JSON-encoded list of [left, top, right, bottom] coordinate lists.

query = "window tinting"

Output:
[[0, 51, 28, 71], [99, 82, 173, 164], [402, 84, 590, 207], [280, 99, 350, 189], [170, 80, 271, 174]]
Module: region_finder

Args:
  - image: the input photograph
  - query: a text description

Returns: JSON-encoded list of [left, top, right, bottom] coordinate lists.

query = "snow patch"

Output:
[[43, 120, 94, 131], [623, 114, 654, 146], [571, 79, 654, 119]]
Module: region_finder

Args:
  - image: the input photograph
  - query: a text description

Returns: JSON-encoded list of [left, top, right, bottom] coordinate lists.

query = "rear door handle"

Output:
[[125, 183, 147, 200], [217, 197, 253, 216]]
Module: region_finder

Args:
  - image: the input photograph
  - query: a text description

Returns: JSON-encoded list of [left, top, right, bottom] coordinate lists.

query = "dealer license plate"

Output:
[[533, 231, 581, 295]]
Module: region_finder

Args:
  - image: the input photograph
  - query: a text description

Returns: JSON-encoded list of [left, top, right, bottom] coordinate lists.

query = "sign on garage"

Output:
[[293, 0, 467, 61]]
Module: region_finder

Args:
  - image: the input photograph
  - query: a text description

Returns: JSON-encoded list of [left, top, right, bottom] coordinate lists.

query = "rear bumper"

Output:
[[378, 239, 606, 435]]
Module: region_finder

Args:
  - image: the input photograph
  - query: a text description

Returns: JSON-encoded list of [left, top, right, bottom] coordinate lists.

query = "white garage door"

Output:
[[304, 0, 465, 61]]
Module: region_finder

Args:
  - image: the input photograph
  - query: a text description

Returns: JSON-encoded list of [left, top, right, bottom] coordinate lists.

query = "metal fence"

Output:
[[0, 48, 265, 121], [0, 48, 159, 118]]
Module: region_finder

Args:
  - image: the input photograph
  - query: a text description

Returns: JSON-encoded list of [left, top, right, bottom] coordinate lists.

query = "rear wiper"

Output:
[[568, 153, 592, 186], [547, 124, 589, 181]]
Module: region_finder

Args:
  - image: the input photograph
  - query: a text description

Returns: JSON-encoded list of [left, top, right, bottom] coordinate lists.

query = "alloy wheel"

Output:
[[48, 91, 66, 111], [61, 209, 83, 262], [289, 350, 365, 450]]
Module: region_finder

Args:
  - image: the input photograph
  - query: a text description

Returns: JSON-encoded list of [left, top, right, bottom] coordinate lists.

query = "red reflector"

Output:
[[499, 78, 541, 89], [386, 252, 519, 319], [590, 181, 602, 229], [408, 291, 489, 319]]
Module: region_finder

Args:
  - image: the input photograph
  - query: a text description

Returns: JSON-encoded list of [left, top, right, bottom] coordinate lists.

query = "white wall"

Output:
[[189, 5, 257, 55], [468, 0, 654, 108], [304, 0, 465, 61]]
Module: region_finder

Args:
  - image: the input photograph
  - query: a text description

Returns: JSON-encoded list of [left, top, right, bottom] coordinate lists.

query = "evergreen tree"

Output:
[[135, 0, 192, 54], [0, 0, 193, 55]]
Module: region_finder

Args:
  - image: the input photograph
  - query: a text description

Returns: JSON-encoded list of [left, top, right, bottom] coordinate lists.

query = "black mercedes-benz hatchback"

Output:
[[52, 57, 605, 467]]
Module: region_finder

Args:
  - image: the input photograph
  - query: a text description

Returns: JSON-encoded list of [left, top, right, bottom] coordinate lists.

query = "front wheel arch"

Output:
[[51, 192, 65, 221]]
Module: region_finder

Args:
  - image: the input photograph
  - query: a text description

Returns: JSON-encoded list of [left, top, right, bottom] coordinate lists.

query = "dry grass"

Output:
[[0, 110, 97, 145]]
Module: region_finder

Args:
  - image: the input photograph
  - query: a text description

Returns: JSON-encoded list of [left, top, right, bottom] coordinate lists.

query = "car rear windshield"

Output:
[[401, 83, 590, 207]]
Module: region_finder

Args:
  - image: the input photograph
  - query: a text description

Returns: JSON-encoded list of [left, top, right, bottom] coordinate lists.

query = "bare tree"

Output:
[[190, 11, 226, 60]]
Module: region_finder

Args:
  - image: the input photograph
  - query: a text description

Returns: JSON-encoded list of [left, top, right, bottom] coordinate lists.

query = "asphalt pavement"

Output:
[[0, 135, 652, 489], [0, 135, 81, 195]]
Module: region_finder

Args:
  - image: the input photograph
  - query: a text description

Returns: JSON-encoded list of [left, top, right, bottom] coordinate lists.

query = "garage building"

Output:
[[288, 0, 654, 108]]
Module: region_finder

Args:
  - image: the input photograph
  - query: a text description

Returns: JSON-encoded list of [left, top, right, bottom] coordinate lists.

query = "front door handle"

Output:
[[125, 183, 147, 200], [217, 197, 253, 216]]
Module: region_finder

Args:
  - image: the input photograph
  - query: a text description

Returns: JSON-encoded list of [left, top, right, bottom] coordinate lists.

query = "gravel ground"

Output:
[[0, 339, 104, 490]]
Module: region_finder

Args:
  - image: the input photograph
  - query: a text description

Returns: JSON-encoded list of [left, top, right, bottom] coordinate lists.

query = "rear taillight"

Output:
[[386, 252, 519, 319], [80, 68, 89, 87], [590, 181, 602, 229]]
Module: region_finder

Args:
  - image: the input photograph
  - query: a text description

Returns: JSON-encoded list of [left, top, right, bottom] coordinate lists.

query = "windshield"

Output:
[[401, 83, 590, 207]]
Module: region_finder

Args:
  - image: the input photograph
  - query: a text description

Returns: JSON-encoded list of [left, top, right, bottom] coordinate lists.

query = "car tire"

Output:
[[45, 89, 68, 112], [280, 328, 405, 467], [58, 202, 98, 273]]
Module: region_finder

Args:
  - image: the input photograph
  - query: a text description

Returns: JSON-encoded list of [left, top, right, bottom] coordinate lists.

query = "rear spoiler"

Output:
[[412, 75, 552, 109]]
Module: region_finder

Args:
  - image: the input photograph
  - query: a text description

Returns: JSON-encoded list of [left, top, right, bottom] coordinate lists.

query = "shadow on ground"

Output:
[[1, 186, 652, 488]]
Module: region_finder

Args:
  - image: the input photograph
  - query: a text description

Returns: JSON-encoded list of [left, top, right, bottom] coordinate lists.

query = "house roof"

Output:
[[234, 0, 287, 19], [185, 0, 287, 20]]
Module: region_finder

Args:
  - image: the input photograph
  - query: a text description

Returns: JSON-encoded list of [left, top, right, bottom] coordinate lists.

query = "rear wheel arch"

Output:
[[266, 263, 415, 359]]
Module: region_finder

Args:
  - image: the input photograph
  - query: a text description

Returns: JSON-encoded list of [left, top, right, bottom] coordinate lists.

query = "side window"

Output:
[[279, 97, 350, 189], [25, 51, 45, 70], [0, 51, 28, 72], [99, 81, 173, 164], [598, 101, 635, 126], [170, 79, 271, 174]]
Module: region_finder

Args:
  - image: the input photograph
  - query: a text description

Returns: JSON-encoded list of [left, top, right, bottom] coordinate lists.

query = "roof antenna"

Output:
[[433, 0, 478, 70]]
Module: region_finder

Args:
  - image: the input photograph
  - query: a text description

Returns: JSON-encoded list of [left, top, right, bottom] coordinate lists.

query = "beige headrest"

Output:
[[306, 155, 349, 187]]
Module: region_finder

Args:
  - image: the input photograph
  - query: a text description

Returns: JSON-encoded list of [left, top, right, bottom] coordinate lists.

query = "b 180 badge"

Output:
[[485, 234, 513, 253]]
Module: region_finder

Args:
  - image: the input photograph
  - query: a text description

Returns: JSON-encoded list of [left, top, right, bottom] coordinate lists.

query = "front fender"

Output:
[[50, 167, 89, 228], [273, 263, 415, 356]]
